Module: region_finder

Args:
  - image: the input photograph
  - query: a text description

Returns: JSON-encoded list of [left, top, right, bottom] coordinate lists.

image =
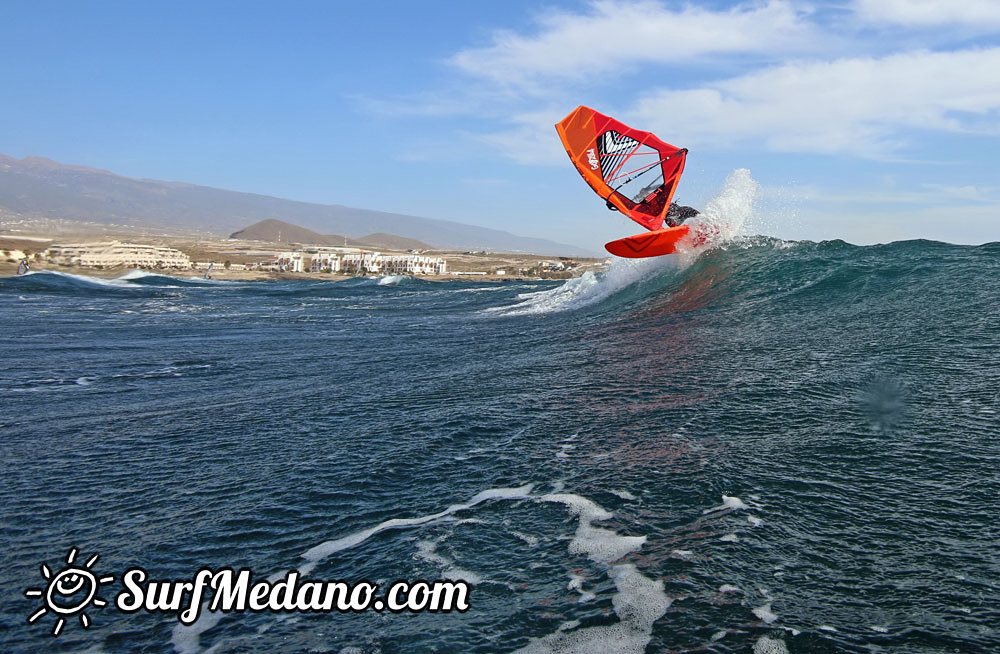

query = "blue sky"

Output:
[[2, 0, 998, 250]]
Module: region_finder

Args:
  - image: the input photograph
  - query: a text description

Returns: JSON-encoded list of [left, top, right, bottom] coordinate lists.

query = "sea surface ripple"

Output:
[[1, 235, 998, 653]]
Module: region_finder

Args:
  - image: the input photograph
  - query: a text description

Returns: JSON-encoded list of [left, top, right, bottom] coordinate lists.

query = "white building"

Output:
[[45, 241, 191, 268], [341, 252, 447, 275], [309, 253, 342, 273], [275, 252, 305, 273]]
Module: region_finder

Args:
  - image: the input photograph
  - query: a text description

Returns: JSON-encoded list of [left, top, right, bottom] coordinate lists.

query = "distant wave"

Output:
[[2, 268, 242, 292]]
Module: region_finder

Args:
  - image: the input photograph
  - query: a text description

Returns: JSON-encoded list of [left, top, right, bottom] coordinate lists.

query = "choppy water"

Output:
[[2, 173, 999, 653]]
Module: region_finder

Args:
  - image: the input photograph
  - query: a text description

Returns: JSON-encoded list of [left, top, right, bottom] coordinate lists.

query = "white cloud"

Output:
[[853, 0, 1000, 27], [475, 110, 570, 165], [450, 0, 824, 88], [630, 47, 1000, 155]]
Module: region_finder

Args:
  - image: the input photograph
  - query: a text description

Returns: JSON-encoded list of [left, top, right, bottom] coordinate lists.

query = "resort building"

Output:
[[246, 250, 446, 275], [340, 252, 447, 275], [45, 241, 191, 268], [309, 253, 342, 273], [276, 252, 305, 273]]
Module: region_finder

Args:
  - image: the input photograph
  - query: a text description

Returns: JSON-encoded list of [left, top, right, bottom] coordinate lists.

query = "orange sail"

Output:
[[555, 106, 688, 232]]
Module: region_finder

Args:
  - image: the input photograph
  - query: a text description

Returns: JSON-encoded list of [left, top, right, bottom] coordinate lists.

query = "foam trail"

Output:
[[491, 248, 683, 316], [514, 564, 671, 654], [300, 484, 534, 568], [541, 493, 646, 564], [171, 484, 534, 653], [515, 494, 668, 654]]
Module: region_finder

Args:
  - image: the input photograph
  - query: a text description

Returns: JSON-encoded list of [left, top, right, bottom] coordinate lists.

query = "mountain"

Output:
[[227, 220, 435, 252], [228, 219, 361, 246], [0, 154, 595, 256]]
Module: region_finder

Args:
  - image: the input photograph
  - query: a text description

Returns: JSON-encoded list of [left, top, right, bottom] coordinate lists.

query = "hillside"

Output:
[[0, 154, 595, 256], [355, 233, 433, 251], [226, 220, 433, 252], [228, 219, 361, 246]]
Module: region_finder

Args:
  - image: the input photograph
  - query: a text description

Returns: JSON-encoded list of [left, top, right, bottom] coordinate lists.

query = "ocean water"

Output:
[[2, 174, 999, 653]]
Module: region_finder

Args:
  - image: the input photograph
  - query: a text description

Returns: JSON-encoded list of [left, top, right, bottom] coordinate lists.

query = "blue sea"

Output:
[[2, 175, 998, 653]]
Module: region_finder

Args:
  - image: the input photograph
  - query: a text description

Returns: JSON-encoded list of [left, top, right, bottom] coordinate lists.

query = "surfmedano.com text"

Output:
[[116, 568, 470, 624]]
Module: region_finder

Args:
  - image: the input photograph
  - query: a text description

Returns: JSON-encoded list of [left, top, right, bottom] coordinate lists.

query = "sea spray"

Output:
[[685, 167, 760, 248], [494, 168, 760, 315]]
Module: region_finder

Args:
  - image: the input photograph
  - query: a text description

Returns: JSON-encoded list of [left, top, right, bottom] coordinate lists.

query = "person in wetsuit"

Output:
[[665, 201, 699, 227], [607, 186, 699, 227]]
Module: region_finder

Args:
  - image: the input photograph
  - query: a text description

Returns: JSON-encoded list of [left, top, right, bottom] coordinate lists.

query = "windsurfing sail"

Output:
[[555, 106, 688, 232], [17, 259, 30, 276], [203, 262, 214, 280]]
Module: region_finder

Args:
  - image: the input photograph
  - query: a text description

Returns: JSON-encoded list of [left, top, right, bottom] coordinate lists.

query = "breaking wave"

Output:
[[492, 168, 759, 316]]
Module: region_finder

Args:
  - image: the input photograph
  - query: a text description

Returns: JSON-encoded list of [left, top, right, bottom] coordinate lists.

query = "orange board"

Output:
[[604, 226, 691, 258]]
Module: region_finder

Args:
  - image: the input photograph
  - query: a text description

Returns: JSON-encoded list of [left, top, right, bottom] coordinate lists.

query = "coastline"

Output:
[[1, 232, 606, 282], [0, 261, 556, 283]]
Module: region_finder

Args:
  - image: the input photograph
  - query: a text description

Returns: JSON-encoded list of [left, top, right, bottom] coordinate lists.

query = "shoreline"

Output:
[[0, 261, 566, 283], [1, 233, 606, 281]]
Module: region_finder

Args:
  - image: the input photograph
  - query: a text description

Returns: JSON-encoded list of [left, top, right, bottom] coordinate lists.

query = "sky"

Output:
[[1, 0, 998, 250]]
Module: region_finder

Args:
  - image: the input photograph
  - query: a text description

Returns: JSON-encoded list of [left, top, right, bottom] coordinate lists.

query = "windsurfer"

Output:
[[608, 192, 699, 227], [665, 201, 699, 227]]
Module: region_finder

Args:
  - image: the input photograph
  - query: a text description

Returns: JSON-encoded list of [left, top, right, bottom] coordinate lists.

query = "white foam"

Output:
[[119, 269, 160, 280], [719, 584, 741, 593], [500, 253, 688, 316], [415, 540, 482, 585], [818, 625, 838, 632], [492, 169, 760, 317], [870, 625, 889, 633], [719, 533, 739, 542], [567, 573, 596, 602], [376, 274, 407, 285], [512, 494, 667, 654], [672, 549, 694, 557], [753, 635, 789, 654], [753, 602, 779, 624], [702, 495, 749, 514], [687, 168, 759, 246], [609, 489, 637, 501], [29, 269, 142, 288], [514, 564, 671, 654], [540, 493, 645, 564], [173, 484, 533, 653], [302, 484, 534, 564], [748, 515, 763, 527]]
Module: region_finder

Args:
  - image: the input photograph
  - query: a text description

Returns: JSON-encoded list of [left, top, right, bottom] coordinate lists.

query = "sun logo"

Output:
[[24, 547, 115, 636]]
